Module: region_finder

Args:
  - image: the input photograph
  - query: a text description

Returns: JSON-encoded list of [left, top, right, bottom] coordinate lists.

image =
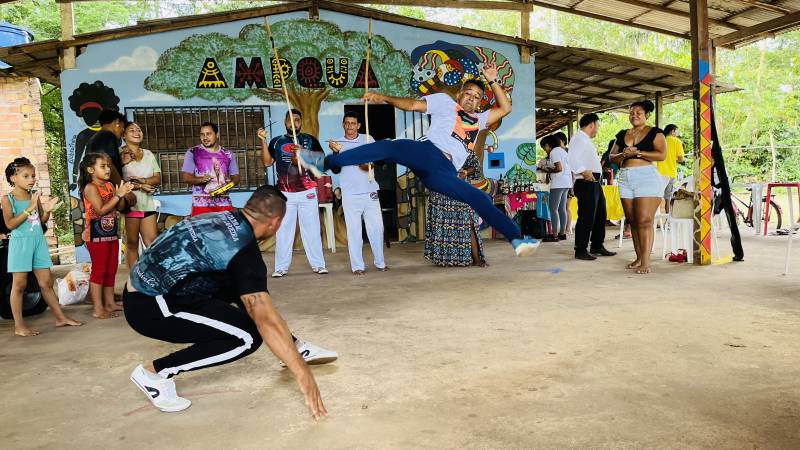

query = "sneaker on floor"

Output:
[[542, 235, 559, 243], [297, 148, 326, 177], [129, 365, 191, 413], [512, 237, 540, 257], [282, 340, 339, 366], [271, 270, 288, 278], [558, 234, 568, 241], [312, 267, 329, 274]]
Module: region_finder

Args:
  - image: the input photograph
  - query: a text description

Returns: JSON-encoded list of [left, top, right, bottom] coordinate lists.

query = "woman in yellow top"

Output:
[[656, 124, 685, 214]]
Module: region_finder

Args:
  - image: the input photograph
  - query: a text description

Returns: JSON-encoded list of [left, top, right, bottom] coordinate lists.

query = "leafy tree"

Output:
[[146, 19, 413, 137]]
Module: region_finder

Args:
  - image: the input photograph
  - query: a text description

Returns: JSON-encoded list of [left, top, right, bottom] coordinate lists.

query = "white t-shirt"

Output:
[[548, 147, 573, 189], [338, 133, 378, 196], [120, 147, 160, 212], [423, 93, 491, 171]]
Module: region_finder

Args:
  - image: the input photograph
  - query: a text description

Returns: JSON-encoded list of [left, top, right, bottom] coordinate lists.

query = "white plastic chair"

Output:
[[665, 215, 694, 264], [617, 213, 668, 258], [784, 189, 799, 276]]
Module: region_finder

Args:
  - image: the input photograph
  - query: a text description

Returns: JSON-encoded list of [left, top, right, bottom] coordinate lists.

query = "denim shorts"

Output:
[[618, 165, 665, 199]]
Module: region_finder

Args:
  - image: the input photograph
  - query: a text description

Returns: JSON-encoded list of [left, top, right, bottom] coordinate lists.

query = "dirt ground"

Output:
[[1, 230, 799, 450]]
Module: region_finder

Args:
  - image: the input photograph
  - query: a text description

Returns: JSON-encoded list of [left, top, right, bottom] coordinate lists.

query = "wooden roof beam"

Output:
[[610, 0, 743, 31], [537, 83, 624, 103], [332, 0, 527, 11], [525, 0, 689, 39], [536, 58, 676, 89], [713, 10, 800, 48], [735, 0, 792, 15]]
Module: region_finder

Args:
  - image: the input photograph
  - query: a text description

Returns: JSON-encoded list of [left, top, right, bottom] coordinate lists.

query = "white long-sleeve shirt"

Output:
[[567, 129, 602, 179]]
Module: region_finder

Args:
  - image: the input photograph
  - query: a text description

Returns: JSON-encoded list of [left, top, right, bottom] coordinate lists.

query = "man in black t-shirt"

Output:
[[124, 186, 333, 417], [259, 109, 329, 277], [86, 110, 126, 184]]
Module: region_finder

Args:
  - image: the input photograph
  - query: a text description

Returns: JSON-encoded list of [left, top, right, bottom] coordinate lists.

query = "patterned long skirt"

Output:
[[424, 191, 485, 267]]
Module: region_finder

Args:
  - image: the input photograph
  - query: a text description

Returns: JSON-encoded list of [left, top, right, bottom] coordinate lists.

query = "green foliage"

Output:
[[505, 163, 536, 184], [145, 20, 413, 101], [515, 143, 538, 166]]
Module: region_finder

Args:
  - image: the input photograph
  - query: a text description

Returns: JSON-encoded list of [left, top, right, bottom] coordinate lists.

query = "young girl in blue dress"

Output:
[[2, 158, 82, 336]]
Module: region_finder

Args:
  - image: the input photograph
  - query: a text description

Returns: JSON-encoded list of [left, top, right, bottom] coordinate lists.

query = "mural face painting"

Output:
[[67, 81, 120, 186]]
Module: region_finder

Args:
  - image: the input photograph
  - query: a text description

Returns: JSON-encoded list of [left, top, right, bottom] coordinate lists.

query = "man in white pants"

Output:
[[329, 111, 388, 275], [260, 109, 327, 277]]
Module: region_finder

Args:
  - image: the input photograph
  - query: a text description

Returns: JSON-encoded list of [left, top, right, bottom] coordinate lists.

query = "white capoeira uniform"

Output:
[[269, 133, 327, 272], [337, 134, 386, 272]]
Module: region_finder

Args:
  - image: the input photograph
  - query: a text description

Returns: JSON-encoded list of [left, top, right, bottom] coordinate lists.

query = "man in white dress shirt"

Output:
[[329, 111, 388, 275], [568, 113, 616, 260]]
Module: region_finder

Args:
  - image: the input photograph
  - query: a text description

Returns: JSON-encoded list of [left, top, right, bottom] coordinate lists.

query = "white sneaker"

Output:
[[271, 270, 288, 278], [129, 365, 191, 413], [312, 267, 328, 274], [280, 339, 338, 367]]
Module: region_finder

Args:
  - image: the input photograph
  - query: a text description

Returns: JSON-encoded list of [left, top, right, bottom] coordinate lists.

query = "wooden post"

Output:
[[568, 119, 574, 140], [309, 0, 320, 20], [690, 0, 714, 266], [655, 91, 663, 128], [59, 1, 76, 70], [520, 5, 531, 64]]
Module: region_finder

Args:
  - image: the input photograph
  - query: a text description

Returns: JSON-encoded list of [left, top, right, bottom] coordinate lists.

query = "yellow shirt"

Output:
[[657, 135, 684, 178]]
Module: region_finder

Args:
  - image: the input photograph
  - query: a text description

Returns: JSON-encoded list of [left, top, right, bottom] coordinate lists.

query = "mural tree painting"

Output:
[[516, 142, 538, 166], [409, 40, 515, 159], [145, 19, 412, 137]]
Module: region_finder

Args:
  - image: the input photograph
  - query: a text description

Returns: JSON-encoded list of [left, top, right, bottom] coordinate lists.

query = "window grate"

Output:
[[124, 106, 272, 194]]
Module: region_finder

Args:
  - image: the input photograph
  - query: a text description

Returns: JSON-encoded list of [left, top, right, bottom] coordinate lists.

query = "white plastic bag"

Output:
[[57, 266, 90, 306]]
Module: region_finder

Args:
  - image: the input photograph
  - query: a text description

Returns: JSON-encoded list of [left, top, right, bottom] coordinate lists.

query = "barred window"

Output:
[[124, 106, 273, 194]]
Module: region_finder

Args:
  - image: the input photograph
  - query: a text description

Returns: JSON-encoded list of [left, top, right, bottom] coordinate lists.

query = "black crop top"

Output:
[[615, 127, 664, 157]]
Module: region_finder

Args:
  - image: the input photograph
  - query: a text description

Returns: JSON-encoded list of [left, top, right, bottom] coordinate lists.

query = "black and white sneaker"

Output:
[[130, 364, 191, 413]]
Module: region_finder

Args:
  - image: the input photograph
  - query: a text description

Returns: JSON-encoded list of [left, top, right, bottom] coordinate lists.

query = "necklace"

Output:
[[629, 126, 648, 146]]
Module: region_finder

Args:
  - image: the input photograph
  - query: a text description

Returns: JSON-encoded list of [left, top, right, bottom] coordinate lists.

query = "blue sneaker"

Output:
[[512, 236, 540, 257], [297, 148, 326, 177]]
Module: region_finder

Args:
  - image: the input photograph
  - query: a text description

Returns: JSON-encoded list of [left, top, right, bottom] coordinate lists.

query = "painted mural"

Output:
[[145, 19, 412, 137], [409, 40, 514, 113], [59, 10, 537, 261], [67, 81, 120, 187]]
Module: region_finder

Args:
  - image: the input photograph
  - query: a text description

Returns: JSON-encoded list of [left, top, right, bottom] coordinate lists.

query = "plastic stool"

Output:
[[666, 217, 694, 264]]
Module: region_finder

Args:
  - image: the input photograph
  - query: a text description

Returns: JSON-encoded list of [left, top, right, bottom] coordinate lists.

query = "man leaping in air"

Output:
[[298, 63, 540, 256]]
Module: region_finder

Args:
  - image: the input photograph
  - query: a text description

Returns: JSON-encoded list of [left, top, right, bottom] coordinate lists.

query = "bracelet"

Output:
[[22, 209, 31, 216], [488, 80, 496, 86]]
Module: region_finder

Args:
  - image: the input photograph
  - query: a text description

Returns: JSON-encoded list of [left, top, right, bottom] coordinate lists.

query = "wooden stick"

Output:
[[365, 18, 375, 182], [264, 17, 302, 173]]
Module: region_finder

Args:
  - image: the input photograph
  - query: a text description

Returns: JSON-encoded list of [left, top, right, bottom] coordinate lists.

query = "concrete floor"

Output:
[[2, 230, 800, 449]]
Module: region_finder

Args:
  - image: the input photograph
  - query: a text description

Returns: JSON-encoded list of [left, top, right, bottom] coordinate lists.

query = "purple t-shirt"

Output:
[[181, 145, 239, 208]]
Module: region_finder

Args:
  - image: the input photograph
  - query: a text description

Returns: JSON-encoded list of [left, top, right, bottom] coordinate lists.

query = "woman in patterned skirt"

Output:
[[424, 151, 487, 267]]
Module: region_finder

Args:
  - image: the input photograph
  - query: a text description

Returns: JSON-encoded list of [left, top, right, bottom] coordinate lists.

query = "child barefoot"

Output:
[[79, 153, 134, 319], [2, 157, 82, 336]]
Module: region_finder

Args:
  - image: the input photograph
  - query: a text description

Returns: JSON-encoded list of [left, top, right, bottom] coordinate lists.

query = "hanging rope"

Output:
[[264, 17, 302, 173], [365, 18, 375, 182]]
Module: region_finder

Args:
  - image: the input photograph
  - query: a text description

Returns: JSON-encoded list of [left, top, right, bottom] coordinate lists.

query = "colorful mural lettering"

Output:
[[196, 58, 228, 88], [145, 19, 412, 137]]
